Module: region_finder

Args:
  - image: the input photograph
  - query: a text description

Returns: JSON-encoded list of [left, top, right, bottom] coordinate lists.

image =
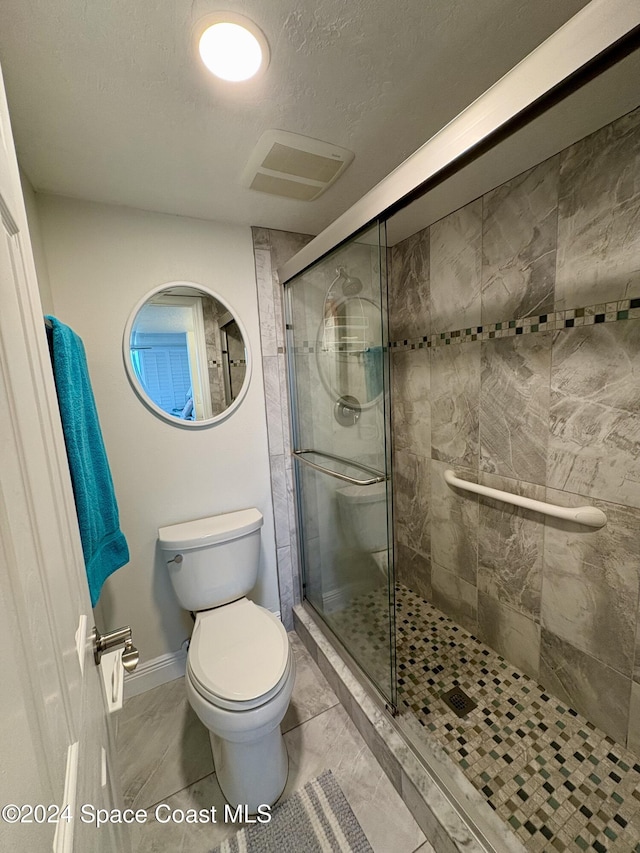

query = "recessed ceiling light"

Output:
[[197, 13, 269, 82]]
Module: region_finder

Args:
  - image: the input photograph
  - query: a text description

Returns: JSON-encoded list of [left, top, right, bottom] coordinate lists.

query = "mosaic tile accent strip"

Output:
[[391, 297, 640, 350], [292, 344, 391, 354], [330, 584, 640, 853]]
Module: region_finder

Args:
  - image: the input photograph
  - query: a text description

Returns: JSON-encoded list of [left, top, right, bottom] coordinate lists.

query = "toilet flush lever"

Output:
[[167, 554, 183, 565], [92, 625, 139, 673]]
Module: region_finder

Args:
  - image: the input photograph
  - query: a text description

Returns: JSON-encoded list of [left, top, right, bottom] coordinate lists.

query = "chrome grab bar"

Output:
[[292, 449, 387, 486], [444, 469, 607, 528]]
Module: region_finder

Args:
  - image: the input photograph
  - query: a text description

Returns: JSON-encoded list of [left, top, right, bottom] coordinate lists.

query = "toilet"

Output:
[[158, 508, 295, 813], [336, 481, 389, 575]]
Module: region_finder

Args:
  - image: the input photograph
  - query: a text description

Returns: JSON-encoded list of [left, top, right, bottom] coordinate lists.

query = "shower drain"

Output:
[[441, 687, 477, 718]]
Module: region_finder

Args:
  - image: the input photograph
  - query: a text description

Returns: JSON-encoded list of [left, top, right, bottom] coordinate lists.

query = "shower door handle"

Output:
[[293, 449, 387, 486]]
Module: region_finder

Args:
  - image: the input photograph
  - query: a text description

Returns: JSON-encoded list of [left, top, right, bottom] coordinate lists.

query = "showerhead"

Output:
[[332, 266, 363, 296], [342, 273, 362, 296]]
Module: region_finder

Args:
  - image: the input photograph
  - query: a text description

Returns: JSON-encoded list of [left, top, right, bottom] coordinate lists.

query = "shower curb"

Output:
[[293, 604, 526, 853]]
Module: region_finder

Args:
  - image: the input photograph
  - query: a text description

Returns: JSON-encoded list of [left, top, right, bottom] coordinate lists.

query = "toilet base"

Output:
[[210, 725, 288, 813]]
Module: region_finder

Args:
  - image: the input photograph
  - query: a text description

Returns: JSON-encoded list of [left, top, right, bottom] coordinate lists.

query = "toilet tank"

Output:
[[158, 509, 263, 612]]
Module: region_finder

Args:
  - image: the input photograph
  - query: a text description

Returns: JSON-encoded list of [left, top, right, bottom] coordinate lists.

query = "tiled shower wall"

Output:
[[251, 227, 313, 629], [389, 105, 640, 755]]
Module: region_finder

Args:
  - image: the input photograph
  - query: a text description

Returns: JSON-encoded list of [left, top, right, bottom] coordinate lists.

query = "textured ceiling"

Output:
[[0, 0, 592, 236]]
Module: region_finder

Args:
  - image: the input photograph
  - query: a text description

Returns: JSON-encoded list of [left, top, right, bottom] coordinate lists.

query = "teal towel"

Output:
[[46, 316, 129, 606], [363, 346, 384, 400]]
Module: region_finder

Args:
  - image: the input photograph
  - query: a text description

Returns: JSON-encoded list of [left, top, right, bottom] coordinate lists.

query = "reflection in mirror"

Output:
[[317, 269, 383, 408], [125, 284, 250, 426]]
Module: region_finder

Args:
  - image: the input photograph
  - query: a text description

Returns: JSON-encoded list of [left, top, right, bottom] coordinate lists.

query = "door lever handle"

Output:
[[92, 625, 139, 672]]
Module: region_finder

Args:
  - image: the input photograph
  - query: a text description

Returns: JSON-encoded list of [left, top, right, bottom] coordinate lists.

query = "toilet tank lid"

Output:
[[158, 508, 263, 550]]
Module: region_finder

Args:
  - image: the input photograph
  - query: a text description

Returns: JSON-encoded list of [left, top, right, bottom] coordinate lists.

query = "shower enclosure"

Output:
[[285, 222, 396, 705], [281, 6, 640, 851]]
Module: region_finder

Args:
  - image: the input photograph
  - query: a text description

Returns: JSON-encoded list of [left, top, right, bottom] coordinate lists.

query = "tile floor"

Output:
[[330, 583, 640, 853], [117, 632, 432, 852]]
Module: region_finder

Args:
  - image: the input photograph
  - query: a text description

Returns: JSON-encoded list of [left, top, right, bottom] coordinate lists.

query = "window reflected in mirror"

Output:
[[124, 284, 250, 427]]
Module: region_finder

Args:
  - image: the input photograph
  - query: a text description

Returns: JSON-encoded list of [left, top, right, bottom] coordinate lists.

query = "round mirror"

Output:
[[123, 283, 251, 427], [316, 294, 384, 409]]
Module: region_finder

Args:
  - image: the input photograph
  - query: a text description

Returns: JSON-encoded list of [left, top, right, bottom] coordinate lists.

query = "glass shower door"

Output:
[[285, 222, 396, 706]]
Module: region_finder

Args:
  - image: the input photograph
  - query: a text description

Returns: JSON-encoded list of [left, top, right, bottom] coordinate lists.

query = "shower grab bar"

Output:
[[293, 449, 387, 486], [444, 469, 607, 528]]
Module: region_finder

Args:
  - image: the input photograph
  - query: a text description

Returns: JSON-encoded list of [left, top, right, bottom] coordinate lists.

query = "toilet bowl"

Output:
[[158, 509, 295, 811]]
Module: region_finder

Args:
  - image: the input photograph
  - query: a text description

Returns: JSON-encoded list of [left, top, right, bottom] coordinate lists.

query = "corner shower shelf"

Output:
[[444, 469, 607, 528]]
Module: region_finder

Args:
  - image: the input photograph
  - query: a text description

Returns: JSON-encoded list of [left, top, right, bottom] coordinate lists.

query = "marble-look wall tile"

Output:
[[285, 466, 299, 595], [253, 246, 278, 357], [389, 227, 430, 340], [477, 593, 540, 680], [393, 450, 430, 558], [291, 354, 316, 449], [635, 605, 640, 685], [481, 157, 558, 324], [541, 489, 640, 676], [250, 225, 271, 249], [395, 542, 431, 603], [270, 454, 291, 550], [273, 272, 286, 352], [391, 348, 430, 455], [477, 473, 544, 620], [548, 320, 640, 508], [430, 460, 477, 585], [277, 545, 294, 630], [480, 333, 551, 485], [431, 563, 477, 635], [268, 228, 314, 279], [628, 682, 640, 755], [262, 356, 284, 456], [290, 530, 302, 607], [555, 105, 640, 310], [279, 353, 292, 459], [385, 109, 640, 747], [430, 199, 482, 331], [430, 341, 480, 468], [252, 228, 312, 630], [303, 535, 323, 609], [539, 629, 631, 745], [298, 462, 320, 542]]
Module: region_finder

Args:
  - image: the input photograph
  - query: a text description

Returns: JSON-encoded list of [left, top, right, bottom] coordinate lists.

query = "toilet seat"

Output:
[[188, 598, 291, 711]]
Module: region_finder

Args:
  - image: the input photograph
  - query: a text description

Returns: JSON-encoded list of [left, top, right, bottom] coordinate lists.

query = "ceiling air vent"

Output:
[[241, 130, 354, 201]]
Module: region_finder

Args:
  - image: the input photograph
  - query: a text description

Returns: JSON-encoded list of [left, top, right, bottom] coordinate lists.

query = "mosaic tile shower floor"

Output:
[[329, 583, 640, 853]]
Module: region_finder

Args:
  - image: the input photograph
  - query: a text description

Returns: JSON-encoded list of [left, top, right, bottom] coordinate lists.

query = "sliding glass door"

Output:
[[285, 222, 396, 705]]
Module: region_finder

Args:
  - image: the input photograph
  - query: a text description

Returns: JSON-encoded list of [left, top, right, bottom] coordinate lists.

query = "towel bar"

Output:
[[293, 449, 387, 486]]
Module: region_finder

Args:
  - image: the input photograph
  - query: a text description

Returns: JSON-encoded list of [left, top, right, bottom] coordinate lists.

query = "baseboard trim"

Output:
[[124, 649, 187, 699]]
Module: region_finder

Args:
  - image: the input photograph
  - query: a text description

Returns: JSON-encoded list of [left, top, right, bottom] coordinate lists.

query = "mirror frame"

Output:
[[123, 281, 252, 428]]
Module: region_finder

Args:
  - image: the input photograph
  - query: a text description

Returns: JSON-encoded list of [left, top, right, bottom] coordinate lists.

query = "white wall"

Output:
[[37, 195, 279, 662], [19, 169, 53, 314]]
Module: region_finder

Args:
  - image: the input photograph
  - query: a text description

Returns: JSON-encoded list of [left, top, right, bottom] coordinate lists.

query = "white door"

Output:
[[0, 64, 130, 852]]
